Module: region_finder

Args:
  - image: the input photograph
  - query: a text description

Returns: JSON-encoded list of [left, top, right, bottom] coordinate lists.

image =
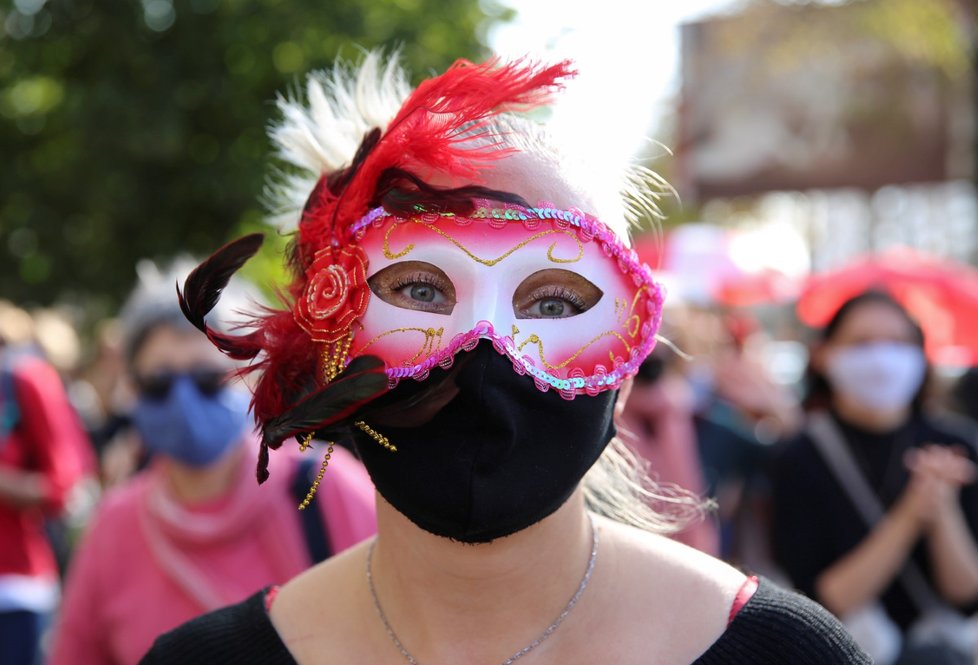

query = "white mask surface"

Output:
[[825, 342, 926, 412]]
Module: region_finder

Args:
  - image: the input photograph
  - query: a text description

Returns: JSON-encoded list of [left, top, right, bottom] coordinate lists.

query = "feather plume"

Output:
[[177, 233, 265, 360], [300, 57, 576, 249], [257, 354, 388, 482]]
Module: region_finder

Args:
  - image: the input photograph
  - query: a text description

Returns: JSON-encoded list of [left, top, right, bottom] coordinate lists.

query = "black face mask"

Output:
[[352, 341, 617, 543]]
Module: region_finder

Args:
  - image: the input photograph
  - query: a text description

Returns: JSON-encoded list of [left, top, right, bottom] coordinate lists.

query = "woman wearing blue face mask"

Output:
[[772, 290, 978, 665], [46, 261, 378, 665]]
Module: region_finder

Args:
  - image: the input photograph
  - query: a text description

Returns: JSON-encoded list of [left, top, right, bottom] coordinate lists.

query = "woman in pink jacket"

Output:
[[47, 261, 377, 665]]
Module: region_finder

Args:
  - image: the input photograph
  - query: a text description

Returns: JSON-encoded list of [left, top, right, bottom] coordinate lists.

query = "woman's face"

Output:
[[128, 323, 250, 468], [816, 300, 926, 413]]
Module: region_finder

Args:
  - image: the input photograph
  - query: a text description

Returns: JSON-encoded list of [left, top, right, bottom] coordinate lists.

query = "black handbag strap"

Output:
[[806, 411, 944, 614], [290, 457, 333, 565]]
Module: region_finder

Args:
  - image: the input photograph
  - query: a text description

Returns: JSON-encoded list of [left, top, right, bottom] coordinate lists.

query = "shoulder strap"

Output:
[[805, 411, 944, 614], [290, 457, 333, 565], [0, 353, 21, 443]]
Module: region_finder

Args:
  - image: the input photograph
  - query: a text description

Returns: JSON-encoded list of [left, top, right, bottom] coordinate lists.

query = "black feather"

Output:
[[178, 233, 265, 332], [260, 354, 388, 451]]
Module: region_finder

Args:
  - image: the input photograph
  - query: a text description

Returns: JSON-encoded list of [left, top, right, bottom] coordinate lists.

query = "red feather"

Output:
[[299, 58, 576, 251]]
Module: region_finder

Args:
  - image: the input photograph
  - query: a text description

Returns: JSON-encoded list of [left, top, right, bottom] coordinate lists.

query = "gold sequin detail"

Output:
[[298, 443, 334, 510], [355, 421, 397, 452], [515, 330, 633, 370], [383, 221, 584, 266]]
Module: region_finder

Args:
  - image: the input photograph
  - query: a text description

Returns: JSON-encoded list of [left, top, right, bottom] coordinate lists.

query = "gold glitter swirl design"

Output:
[[383, 220, 584, 266], [357, 326, 445, 365], [623, 286, 647, 339], [514, 329, 633, 370]]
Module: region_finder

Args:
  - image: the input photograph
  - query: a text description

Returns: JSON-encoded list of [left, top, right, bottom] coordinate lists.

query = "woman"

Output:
[[142, 53, 867, 664], [772, 290, 978, 665], [47, 260, 377, 665], [0, 302, 90, 665]]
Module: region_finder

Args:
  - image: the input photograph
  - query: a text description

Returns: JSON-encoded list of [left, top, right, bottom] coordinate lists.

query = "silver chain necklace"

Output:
[[366, 516, 598, 665]]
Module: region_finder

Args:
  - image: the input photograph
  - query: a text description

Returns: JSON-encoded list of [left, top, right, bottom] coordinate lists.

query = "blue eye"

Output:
[[402, 283, 442, 304], [513, 270, 603, 320], [529, 297, 573, 318], [368, 261, 457, 315]]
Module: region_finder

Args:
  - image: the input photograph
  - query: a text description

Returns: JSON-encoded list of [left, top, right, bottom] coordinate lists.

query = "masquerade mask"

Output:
[[297, 200, 663, 400]]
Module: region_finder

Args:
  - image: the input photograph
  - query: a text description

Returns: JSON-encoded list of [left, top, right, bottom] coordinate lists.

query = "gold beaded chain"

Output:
[[295, 333, 353, 507], [355, 420, 397, 452], [297, 331, 397, 510], [322, 330, 355, 383], [298, 442, 334, 510]]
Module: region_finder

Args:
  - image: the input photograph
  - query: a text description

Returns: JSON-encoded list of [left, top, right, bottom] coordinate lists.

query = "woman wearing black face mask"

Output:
[[141, 53, 868, 665], [46, 260, 378, 665], [772, 290, 978, 665]]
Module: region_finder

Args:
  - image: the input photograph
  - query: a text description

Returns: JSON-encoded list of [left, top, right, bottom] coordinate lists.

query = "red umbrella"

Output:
[[714, 268, 799, 307], [796, 247, 978, 366]]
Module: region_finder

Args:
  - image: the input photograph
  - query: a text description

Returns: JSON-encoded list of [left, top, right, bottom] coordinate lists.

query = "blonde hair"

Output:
[[584, 436, 710, 534]]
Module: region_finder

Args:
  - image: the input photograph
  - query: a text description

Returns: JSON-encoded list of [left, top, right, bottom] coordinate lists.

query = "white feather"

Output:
[[266, 49, 411, 231]]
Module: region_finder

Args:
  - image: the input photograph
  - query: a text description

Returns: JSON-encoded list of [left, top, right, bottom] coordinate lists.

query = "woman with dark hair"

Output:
[[140, 52, 868, 664], [772, 290, 978, 665]]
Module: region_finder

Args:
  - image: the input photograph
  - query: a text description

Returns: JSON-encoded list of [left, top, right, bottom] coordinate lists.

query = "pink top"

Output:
[[47, 442, 377, 665], [0, 355, 90, 579]]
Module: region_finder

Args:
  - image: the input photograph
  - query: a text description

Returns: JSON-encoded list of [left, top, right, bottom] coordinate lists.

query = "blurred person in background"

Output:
[[676, 308, 796, 565], [25, 308, 101, 579], [619, 348, 720, 555], [70, 318, 136, 486], [948, 368, 978, 425], [771, 290, 978, 665], [0, 301, 91, 665], [46, 259, 378, 665]]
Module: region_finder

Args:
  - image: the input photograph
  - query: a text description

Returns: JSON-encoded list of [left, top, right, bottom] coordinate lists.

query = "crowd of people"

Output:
[[3, 51, 977, 665]]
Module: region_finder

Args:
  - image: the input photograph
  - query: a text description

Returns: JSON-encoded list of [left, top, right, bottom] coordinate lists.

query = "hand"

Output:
[[896, 445, 976, 530]]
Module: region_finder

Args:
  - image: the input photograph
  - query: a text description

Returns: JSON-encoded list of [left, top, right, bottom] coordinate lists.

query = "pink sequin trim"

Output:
[[349, 200, 665, 398]]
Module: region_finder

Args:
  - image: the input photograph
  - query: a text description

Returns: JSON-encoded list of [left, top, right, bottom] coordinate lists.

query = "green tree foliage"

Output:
[[0, 0, 505, 316]]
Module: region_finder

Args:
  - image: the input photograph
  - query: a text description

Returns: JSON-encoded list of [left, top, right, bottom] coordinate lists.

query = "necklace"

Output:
[[366, 516, 599, 665]]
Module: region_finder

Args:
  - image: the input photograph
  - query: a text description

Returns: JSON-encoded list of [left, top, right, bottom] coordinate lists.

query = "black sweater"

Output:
[[140, 577, 870, 664], [771, 411, 978, 630]]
